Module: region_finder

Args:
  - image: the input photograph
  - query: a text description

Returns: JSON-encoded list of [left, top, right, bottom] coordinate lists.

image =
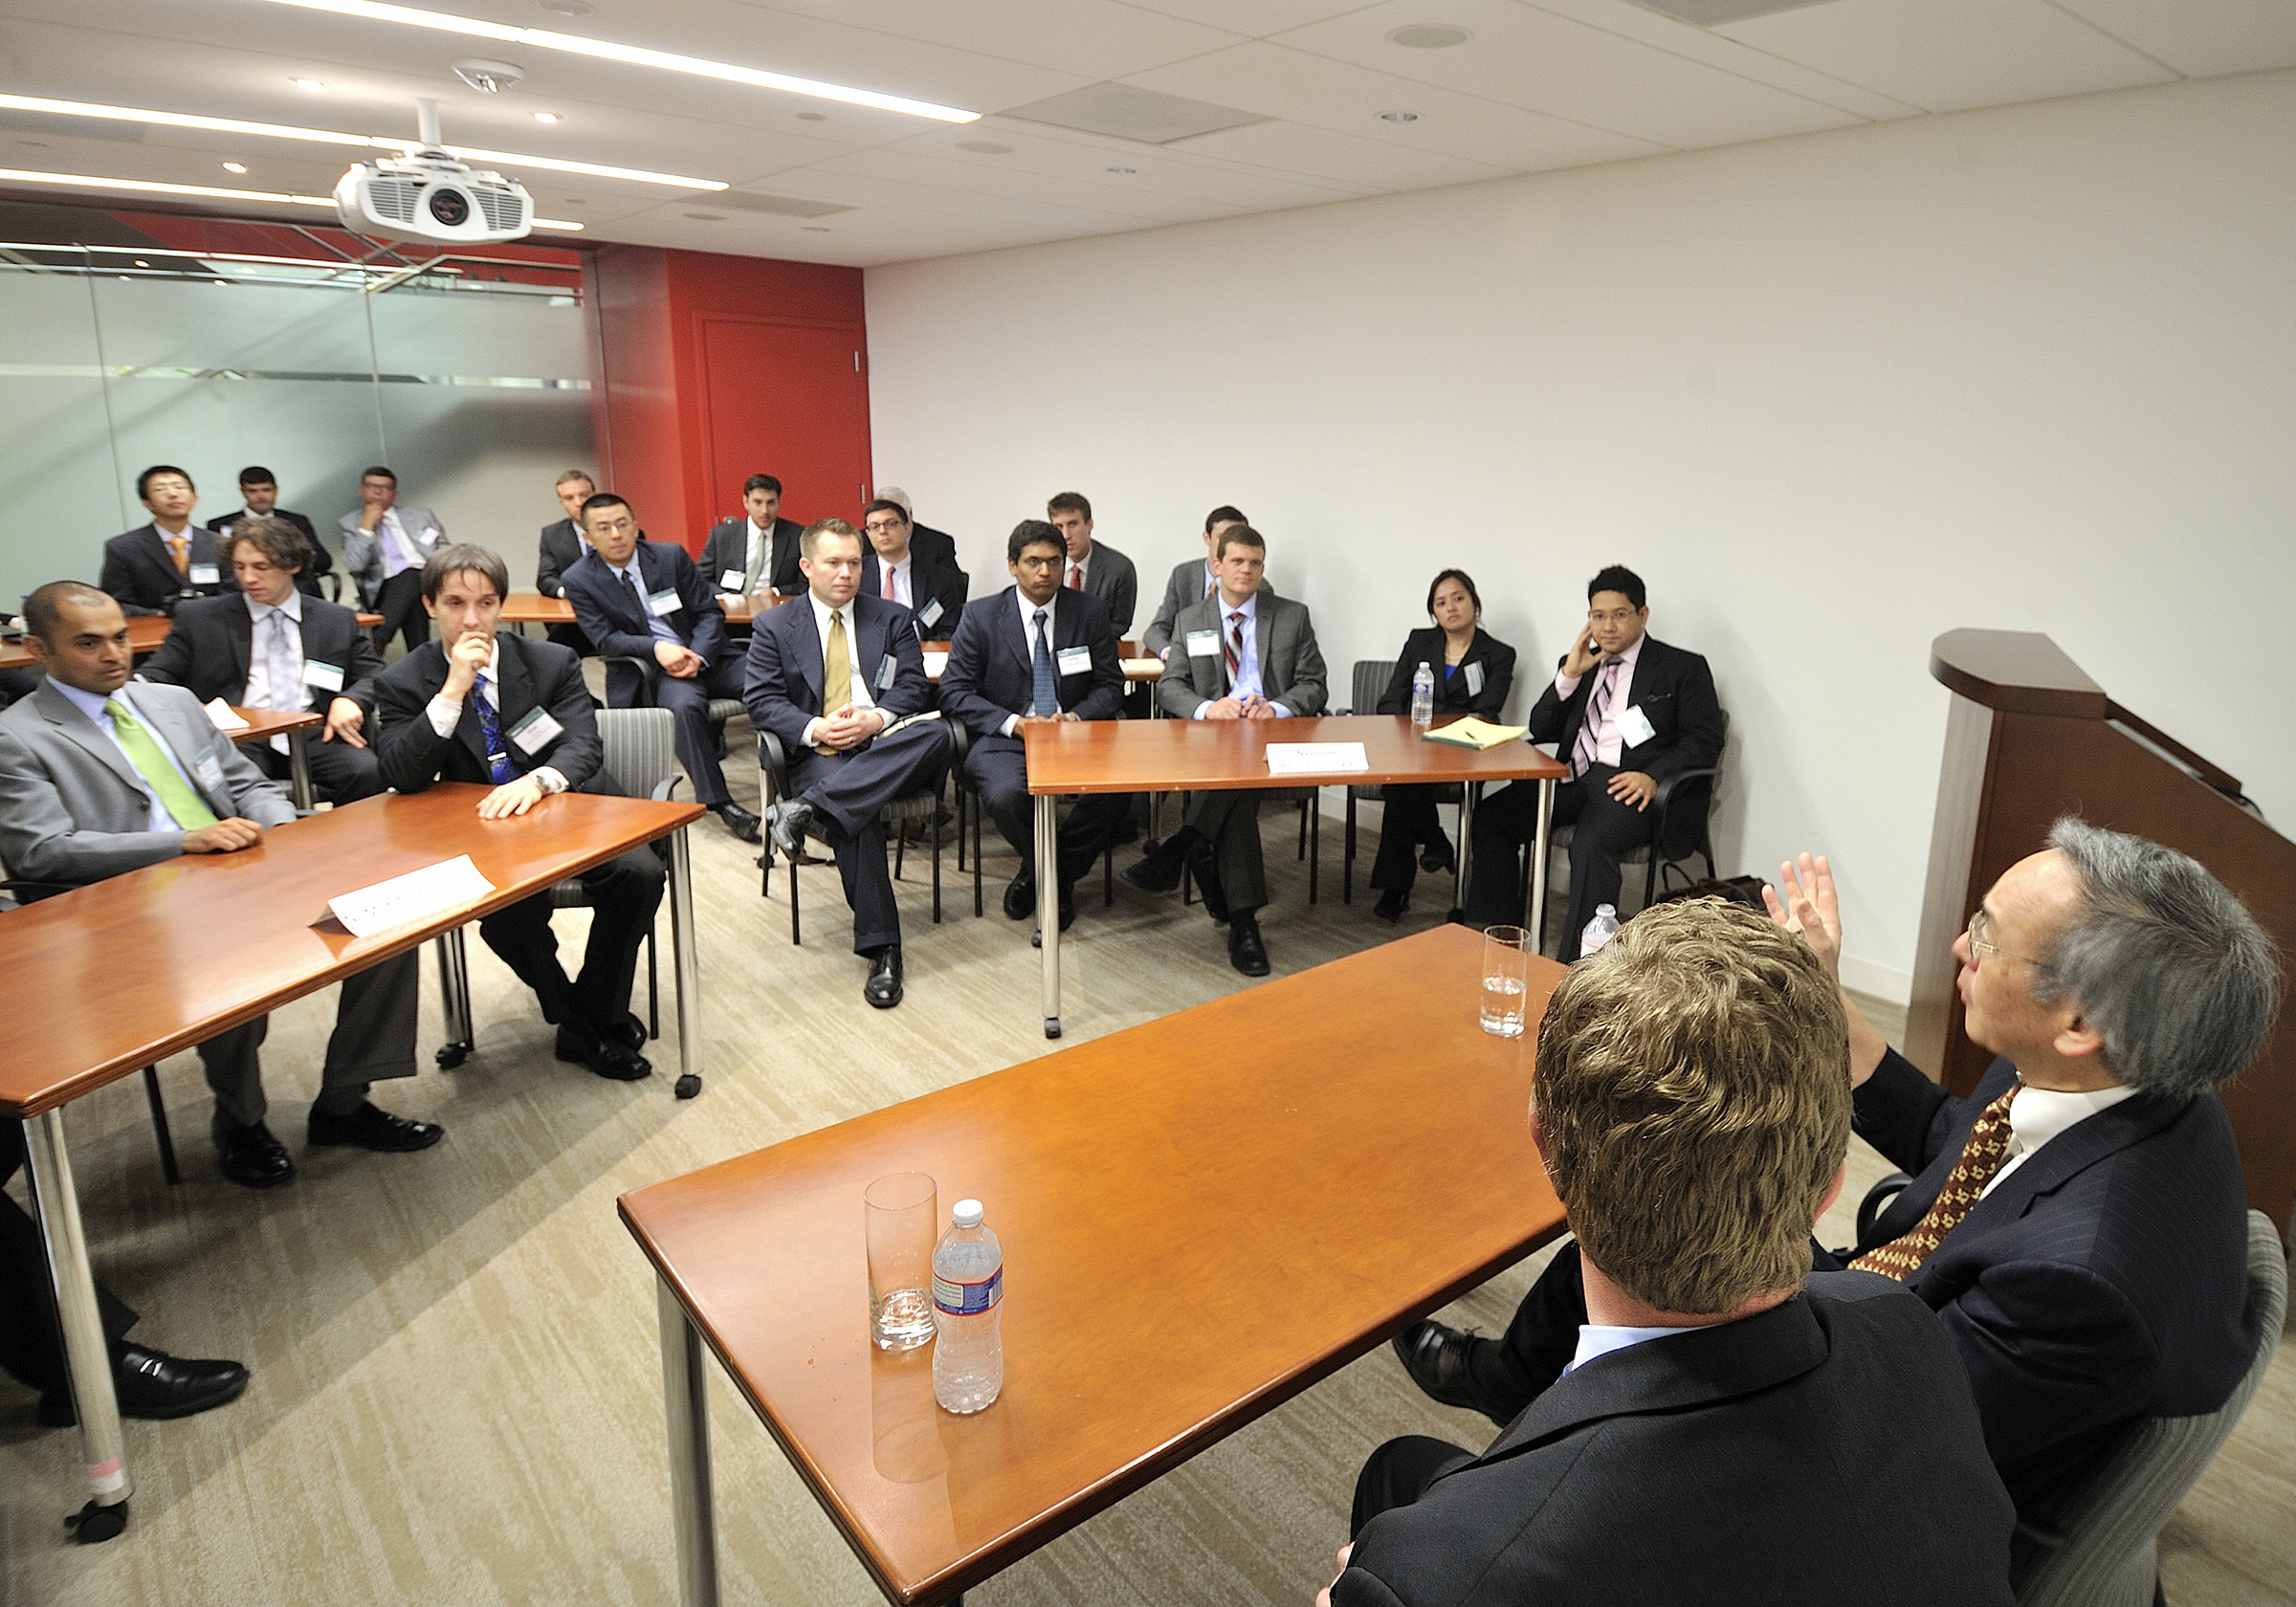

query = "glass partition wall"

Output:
[[0, 207, 595, 613]]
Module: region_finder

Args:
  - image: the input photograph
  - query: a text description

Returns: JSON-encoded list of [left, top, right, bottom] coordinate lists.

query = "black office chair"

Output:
[[756, 721, 963, 943], [601, 654, 749, 760], [1533, 709, 1729, 953], [1336, 658, 1468, 907]]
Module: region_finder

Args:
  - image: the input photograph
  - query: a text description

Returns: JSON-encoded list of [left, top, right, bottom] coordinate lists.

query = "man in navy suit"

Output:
[[563, 494, 759, 844], [745, 518, 951, 1009], [1400, 823, 2275, 1589], [859, 499, 968, 643], [938, 520, 1127, 934], [99, 465, 232, 617]]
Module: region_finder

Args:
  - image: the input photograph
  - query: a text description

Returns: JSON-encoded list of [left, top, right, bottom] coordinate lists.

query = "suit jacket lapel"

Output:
[[1253, 603, 1276, 700], [33, 681, 148, 799], [1006, 592, 1038, 681], [228, 602, 254, 690], [785, 598, 824, 711]]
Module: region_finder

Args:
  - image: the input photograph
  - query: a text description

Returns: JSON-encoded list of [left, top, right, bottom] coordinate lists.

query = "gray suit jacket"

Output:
[[1144, 558, 1272, 659], [1157, 591, 1328, 718], [1073, 539, 1138, 635], [0, 679, 293, 888], [340, 505, 447, 605]]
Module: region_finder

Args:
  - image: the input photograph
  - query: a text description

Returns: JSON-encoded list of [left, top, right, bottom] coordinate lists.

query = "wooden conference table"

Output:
[[0, 783, 705, 1540], [499, 592, 776, 627], [0, 610, 387, 670], [1022, 715, 1570, 1037], [622, 923, 1568, 1607]]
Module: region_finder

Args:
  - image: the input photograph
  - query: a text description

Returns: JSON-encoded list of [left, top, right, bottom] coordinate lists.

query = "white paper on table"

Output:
[[1266, 741, 1369, 776], [203, 698, 250, 731], [921, 650, 950, 679], [327, 854, 497, 938], [1120, 657, 1164, 676]]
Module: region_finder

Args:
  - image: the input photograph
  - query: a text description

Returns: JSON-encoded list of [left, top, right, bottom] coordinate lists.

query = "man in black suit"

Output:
[[745, 517, 951, 1009], [1047, 492, 1137, 635], [860, 499, 968, 643], [534, 468, 596, 655], [208, 466, 332, 599], [99, 465, 232, 617], [138, 516, 386, 805], [938, 520, 1127, 935], [871, 485, 965, 589], [372, 543, 663, 1082], [1402, 827, 2274, 1590], [562, 494, 759, 843], [1462, 564, 1724, 958], [697, 473, 805, 603], [1332, 900, 2015, 1607]]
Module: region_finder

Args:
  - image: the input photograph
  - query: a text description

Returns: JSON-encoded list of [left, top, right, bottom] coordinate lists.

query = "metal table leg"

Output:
[[1037, 792, 1061, 1038], [658, 1277, 720, 1607], [433, 928, 475, 1068], [287, 728, 316, 813], [25, 1108, 131, 1542], [1453, 781, 1480, 922], [1525, 778, 1556, 952], [669, 825, 704, 1098]]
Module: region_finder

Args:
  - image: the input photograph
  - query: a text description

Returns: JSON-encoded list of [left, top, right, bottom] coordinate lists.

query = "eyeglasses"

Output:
[[1587, 607, 1639, 627], [1966, 907, 2047, 970]]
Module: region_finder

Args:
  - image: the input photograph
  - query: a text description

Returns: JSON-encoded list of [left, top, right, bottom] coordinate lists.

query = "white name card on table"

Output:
[[203, 698, 250, 730], [1266, 742, 1368, 776], [921, 650, 950, 679], [327, 855, 497, 938]]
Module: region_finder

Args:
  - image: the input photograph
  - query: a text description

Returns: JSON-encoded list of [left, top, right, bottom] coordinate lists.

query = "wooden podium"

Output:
[[1910, 630, 2296, 1233]]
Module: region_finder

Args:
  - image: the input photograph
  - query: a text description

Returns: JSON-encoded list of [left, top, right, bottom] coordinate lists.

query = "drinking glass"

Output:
[[1480, 925, 1531, 1038], [866, 1172, 939, 1351]]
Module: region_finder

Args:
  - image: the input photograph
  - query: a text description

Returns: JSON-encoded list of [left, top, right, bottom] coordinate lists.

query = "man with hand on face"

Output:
[[1143, 504, 1270, 661], [744, 517, 951, 1009], [561, 493, 760, 843], [1462, 564, 1723, 958], [1047, 492, 1137, 635], [138, 517, 386, 806], [698, 473, 805, 603], [101, 465, 232, 617], [209, 466, 330, 598], [1332, 901, 2017, 1607], [534, 469, 598, 655], [1125, 523, 1326, 978], [938, 520, 1127, 937], [371, 545, 664, 1082], [0, 583, 433, 1188], [860, 499, 968, 644], [340, 466, 446, 655]]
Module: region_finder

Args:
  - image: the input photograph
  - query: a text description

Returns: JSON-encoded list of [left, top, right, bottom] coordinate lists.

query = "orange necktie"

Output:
[[166, 534, 189, 575], [1848, 1086, 2019, 1281]]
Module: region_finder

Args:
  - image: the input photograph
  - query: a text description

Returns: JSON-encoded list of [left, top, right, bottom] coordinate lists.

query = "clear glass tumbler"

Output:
[[1480, 925, 1531, 1038], [865, 1171, 939, 1351]]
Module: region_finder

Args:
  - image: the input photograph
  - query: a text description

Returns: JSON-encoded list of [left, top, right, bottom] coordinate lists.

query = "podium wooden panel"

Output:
[[1910, 629, 2296, 1232]]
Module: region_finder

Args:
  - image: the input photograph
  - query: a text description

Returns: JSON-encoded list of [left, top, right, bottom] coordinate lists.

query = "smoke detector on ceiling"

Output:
[[451, 58, 526, 94]]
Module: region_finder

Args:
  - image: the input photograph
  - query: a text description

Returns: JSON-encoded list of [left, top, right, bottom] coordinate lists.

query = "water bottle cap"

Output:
[[951, 1199, 984, 1228], [1596, 904, 1616, 915]]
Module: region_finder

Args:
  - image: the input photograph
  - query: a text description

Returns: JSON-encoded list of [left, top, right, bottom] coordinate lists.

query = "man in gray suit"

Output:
[[0, 583, 439, 1188], [1144, 504, 1264, 660], [1047, 492, 1137, 635], [340, 465, 446, 655], [1123, 525, 1327, 976]]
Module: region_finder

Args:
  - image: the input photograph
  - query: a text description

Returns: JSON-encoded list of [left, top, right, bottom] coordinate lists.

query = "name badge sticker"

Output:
[[191, 749, 225, 792], [646, 586, 682, 618], [1056, 646, 1093, 676], [1464, 661, 1485, 697], [1618, 704, 1657, 747], [302, 660, 346, 693], [918, 599, 943, 628], [718, 568, 745, 592], [1185, 628, 1219, 658], [188, 563, 221, 586], [875, 653, 899, 692], [507, 707, 564, 756]]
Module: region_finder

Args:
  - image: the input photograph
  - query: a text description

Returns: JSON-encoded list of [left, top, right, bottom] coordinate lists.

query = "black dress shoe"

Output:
[[1392, 1319, 1512, 1428], [1420, 834, 1456, 875], [1227, 914, 1270, 977], [1119, 832, 1189, 893], [307, 1102, 444, 1153], [39, 1344, 251, 1427], [1187, 838, 1230, 925], [865, 946, 904, 1009], [1003, 873, 1036, 921], [555, 1019, 651, 1080], [213, 1121, 295, 1189], [766, 799, 815, 861], [602, 1010, 648, 1050], [715, 802, 762, 843], [1374, 890, 1409, 924]]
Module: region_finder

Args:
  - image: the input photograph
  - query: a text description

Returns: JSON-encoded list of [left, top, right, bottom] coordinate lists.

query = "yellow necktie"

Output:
[[817, 609, 849, 757]]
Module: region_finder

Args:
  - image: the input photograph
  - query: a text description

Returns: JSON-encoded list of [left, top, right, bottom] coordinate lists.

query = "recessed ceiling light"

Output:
[[683, 210, 724, 220], [796, 112, 827, 122], [1388, 24, 1471, 48], [956, 141, 1010, 155], [133, 258, 148, 266], [291, 77, 327, 92], [222, 161, 249, 172], [1377, 110, 1420, 123], [256, 0, 981, 122], [1104, 165, 1136, 175], [533, 111, 560, 123]]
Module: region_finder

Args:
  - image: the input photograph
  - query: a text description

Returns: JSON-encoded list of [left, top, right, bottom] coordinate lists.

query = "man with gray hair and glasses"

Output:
[[1394, 819, 2277, 1589]]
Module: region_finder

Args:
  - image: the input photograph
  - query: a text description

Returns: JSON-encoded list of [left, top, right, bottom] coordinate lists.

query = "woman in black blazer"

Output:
[[1370, 570, 1516, 921]]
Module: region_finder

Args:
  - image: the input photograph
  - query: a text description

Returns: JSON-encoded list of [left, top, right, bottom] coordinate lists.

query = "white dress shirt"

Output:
[[1981, 1082, 2141, 1199], [1563, 1322, 1693, 1378], [744, 518, 775, 593], [877, 552, 914, 608], [607, 555, 685, 650], [802, 592, 877, 749], [376, 507, 421, 578], [1554, 632, 1645, 769], [54, 679, 206, 831], [1001, 589, 1063, 737], [424, 639, 569, 794], [1190, 591, 1292, 718], [1065, 550, 1090, 592]]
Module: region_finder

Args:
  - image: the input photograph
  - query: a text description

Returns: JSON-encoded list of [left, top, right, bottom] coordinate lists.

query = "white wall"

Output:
[[864, 70, 2296, 1002]]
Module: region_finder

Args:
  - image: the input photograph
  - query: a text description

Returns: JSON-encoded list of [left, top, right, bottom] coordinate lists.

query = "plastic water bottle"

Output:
[[931, 1199, 1004, 1414], [1580, 904, 1620, 957], [1410, 661, 1435, 728]]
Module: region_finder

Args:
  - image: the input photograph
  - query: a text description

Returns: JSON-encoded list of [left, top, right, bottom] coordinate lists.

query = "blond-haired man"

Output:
[[1332, 902, 2014, 1607]]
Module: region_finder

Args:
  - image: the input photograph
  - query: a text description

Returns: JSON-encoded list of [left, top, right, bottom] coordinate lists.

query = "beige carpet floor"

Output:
[[4, 781, 2289, 1606]]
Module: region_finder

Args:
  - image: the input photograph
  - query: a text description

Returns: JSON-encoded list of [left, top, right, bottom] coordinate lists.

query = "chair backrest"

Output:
[[595, 706, 680, 803], [2015, 1209, 2288, 1607], [1351, 658, 1396, 716]]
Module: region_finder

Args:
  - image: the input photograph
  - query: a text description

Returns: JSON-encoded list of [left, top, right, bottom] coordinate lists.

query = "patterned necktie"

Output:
[[817, 609, 850, 756], [882, 561, 896, 603], [166, 533, 190, 576], [1570, 657, 1623, 780], [1030, 607, 1057, 717], [1848, 1086, 2020, 1281], [266, 610, 298, 711], [104, 698, 220, 829], [379, 514, 413, 577], [471, 672, 519, 783], [1225, 610, 1246, 689]]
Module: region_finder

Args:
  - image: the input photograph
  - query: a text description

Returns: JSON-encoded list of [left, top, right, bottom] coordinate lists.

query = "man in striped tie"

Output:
[[1400, 824, 2276, 1590]]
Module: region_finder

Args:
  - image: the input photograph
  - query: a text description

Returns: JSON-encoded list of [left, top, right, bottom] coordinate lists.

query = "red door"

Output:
[[696, 316, 871, 533]]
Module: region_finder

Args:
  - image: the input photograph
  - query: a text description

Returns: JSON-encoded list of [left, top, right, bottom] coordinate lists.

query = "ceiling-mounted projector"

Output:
[[336, 97, 531, 245]]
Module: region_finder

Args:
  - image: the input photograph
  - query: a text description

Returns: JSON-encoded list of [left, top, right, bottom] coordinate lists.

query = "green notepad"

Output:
[[1422, 716, 1528, 750]]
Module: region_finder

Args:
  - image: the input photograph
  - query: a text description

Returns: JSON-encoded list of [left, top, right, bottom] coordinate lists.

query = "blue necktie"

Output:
[[473, 672, 518, 783], [1030, 607, 1057, 717]]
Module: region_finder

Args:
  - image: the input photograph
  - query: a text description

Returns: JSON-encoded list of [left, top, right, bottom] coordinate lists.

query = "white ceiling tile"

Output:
[[799, 144, 1326, 223], [1528, 0, 1925, 120], [877, 122, 1376, 209], [1716, 0, 2178, 113], [2052, 0, 2296, 77], [728, 0, 1251, 80], [1172, 119, 1516, 189], [1120, 1, 1388, 34]]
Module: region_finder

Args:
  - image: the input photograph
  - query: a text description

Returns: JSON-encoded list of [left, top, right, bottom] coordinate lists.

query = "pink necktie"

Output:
[[881, 564, 894, 602]]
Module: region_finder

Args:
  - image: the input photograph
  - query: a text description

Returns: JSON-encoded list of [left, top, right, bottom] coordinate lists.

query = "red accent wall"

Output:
[[588, 245, 870, 554]]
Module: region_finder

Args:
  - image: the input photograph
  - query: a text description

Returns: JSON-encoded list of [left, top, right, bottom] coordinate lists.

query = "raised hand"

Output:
[[1761, 851, 1841, 980]]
